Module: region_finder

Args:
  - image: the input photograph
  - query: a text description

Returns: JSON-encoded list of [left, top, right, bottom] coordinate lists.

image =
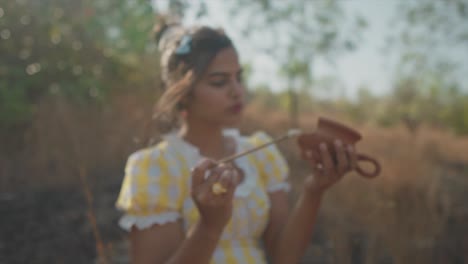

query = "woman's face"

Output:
[[185, 47, 245, 127]]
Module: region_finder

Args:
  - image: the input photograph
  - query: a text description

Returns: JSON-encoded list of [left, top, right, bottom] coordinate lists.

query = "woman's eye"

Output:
[[237, 73, 244, 83], [210, 80, 227, 87]]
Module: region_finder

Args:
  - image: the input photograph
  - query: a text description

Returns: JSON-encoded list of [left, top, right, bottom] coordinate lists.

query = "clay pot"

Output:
[[297, 117, 381, 178]]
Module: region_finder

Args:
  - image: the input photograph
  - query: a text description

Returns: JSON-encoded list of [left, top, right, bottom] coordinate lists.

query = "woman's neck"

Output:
[[179, 122, 226, 160]]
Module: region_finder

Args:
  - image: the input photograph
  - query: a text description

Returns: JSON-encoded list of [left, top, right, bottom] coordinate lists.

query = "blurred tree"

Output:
[[0, 0, 157, 132], [385, 0, 468, 134], [217, 0, 366, 127], [387, 0, 468, 78], [342, 84, 379, 125], [249, 83, 281, 110]]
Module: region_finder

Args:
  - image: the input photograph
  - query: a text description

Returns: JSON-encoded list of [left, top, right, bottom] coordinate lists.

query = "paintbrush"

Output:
[[211, 129, 301, 194], [217, 129, 302, 164]]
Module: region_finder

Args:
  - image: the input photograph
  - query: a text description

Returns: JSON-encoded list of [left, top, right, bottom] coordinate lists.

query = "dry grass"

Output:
[[243, 103, 468, 263], [1, 96, 467, 263]]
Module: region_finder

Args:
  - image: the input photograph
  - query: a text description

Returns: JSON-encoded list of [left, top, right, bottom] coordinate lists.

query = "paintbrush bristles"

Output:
[[287, 129, 301, 137]]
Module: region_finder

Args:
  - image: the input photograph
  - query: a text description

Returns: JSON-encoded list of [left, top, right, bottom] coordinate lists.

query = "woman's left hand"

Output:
[[303, 139, 357, 195]]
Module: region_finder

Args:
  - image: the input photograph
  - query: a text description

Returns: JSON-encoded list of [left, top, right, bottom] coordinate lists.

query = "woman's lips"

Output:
[[228, 103, 244, 114]]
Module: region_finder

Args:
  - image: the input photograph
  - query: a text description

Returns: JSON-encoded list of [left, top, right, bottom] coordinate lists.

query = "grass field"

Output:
[[1, 96, 467, 263]]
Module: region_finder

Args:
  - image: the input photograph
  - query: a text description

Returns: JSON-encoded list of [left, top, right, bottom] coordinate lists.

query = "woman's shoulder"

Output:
[[117, 141, 187, 229], [124, 139, 186, 178], [120, 141, 188, 205], [126, 141, 170, 165]]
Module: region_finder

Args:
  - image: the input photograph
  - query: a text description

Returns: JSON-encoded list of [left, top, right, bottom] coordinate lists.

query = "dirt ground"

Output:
[[0, 177, 126, 264]]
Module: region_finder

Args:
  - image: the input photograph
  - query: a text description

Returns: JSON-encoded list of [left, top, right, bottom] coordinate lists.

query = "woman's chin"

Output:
[[223, 114, 243, 127]]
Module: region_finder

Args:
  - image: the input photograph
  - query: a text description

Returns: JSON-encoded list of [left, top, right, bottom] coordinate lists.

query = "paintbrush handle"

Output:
[[217, 134, 291, 164]]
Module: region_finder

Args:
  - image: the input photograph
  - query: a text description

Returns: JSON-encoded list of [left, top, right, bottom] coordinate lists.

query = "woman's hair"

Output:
[[148, 17, 234, 139]]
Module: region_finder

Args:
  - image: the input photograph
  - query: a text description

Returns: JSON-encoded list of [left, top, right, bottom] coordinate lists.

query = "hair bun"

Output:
[[153, 16, 170, 45], [153, 15, 184, 52]]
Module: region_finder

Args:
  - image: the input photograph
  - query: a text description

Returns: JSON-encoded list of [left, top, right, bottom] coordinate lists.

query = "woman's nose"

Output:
[[229, 81, 244, 99]]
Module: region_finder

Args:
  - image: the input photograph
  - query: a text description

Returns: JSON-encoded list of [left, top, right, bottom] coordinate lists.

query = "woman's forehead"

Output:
[[205, 47, 241, 74]]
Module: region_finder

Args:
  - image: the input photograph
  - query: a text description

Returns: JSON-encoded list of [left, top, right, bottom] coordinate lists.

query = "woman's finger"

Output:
[[196, 170, 221, 204], [347, 145, 358, 171], [207, 168, 236, 205], [194, 162, 225, 204], [219, 169, 233, 189], [303, 148, 322, 172], [319, 142, 334, 175], [303, 149, 319, 160], [221, 169, 236, 199], [191, 159, 216, 190], [308, 157, 324, 174], [209, 169, 231, 196], [334, 139, 349, 175], [205, 166, 222, 186]]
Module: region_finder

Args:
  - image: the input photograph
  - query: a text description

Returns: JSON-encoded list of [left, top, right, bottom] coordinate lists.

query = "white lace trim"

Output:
[[267, 182, 291, 193], [119, 212, 181, 231]]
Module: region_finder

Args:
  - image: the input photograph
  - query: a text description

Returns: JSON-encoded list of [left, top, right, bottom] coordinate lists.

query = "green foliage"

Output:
[[2, 0, 468, 136], [249, 84, 281, 109], [225, 0, 366, 81], [221, 0, 366, 127], [0, 0, 157, 128], [381, 0, 468, 134], [387, 0, 468, 88], [249, 80, 468, 135], [346, 77, 468, 135], [0, 81, 32, 129]]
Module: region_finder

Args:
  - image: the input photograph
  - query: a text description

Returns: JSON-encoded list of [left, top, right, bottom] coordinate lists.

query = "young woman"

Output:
[[116, 21, 357, 264]]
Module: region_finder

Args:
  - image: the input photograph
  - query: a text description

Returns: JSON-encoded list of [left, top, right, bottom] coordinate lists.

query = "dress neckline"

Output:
[[161, 128, 256, 197]]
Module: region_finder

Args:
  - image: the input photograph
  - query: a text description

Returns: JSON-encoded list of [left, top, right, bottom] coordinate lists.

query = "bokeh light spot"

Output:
[[26, 63, 41, 75], [1, 29, 11, 40]]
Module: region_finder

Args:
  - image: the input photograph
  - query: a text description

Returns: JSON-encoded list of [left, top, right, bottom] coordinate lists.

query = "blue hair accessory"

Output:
[[174, 35, 191, 55]]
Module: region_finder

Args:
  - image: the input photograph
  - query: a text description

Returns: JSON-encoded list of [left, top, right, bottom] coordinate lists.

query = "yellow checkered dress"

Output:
[[116, 130, 290, 263]]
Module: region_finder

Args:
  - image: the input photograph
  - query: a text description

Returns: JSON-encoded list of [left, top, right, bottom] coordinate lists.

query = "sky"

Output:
[[154, 0, 400, 99], [325, 1, 397, 98]]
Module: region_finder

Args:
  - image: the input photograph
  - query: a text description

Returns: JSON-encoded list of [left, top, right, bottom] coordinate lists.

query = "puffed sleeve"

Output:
[[248, 131, 291, 193], [115, 147, 186, 231]]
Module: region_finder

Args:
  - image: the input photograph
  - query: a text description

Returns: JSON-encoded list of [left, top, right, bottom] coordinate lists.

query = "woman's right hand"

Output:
[[190, 159, 239, 232]]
